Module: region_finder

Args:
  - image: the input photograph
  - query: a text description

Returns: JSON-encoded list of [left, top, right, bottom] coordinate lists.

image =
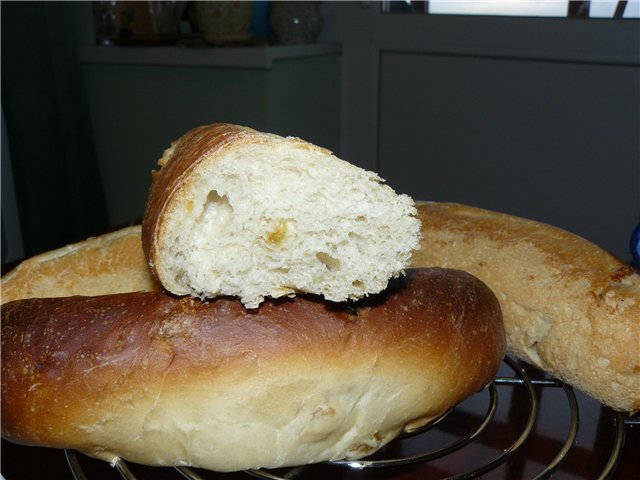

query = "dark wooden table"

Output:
[[2, 358, 638, 480]]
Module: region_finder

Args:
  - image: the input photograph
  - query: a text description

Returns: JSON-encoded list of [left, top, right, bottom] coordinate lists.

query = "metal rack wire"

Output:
[[64, 356, 633, 480]]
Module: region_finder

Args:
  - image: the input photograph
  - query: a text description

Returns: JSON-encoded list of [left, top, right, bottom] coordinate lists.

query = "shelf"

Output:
[[78, 43, 342, 70]]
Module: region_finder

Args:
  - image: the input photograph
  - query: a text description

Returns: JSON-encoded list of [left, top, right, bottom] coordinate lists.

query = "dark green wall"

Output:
[[1, 1, 108, 258]]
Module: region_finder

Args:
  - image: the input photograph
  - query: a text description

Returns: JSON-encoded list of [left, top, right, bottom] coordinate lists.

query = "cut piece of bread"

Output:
[[142, 123, 421, 308], [1, 226, 160, 304], [412, 201, 640, 413]]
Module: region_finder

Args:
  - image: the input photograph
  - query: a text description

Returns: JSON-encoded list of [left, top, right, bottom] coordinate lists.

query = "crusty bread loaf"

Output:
[[1, 226, 160, 304], [1, 268, 505, 472], [412, 201, 640, 413], [142, 123, 421, 308]]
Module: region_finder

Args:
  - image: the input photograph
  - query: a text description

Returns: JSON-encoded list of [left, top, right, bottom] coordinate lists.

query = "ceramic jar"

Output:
[[269, 2, 323, 45], [191, 1, 253, 44]]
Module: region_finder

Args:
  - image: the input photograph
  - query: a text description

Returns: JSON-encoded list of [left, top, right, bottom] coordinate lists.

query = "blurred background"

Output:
[[2, 1, 639, 265]]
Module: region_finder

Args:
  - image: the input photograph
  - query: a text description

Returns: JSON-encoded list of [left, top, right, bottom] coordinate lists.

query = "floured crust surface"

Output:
[[412, 201, 640, 413], [1, 268, 504, 472], [1, 226, 160, 304]]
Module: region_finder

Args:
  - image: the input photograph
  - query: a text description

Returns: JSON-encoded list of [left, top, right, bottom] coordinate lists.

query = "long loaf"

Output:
[[411, 201, 640, 413], [1, 268, 505, 472], [1, 225, 159, 304]]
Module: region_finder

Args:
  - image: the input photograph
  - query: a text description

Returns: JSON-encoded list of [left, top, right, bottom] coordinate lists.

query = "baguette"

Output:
[[1, 226, 160, 304], [1, 268, 505, 472], [142, 123, 421, 308], [412, 201, 640, 413]]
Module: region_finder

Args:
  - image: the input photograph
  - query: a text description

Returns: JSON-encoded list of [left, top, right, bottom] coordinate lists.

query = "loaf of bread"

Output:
[[142, 123, 421, 308], [412, 201, 640, 413], [1, 268, 505, 472], [1, 226, 159, 304]]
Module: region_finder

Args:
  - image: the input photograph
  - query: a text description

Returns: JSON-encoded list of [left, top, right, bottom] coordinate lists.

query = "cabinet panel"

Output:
[[82, 54, 339, 226], [378, 51, 639, 259]]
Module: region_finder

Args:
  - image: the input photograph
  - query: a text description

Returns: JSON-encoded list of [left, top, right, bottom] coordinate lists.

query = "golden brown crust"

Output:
[[1, 226, 160, 304], [1, 268, 504, 471], [142, 124, 245, 273], [412, 201, 640, 413]]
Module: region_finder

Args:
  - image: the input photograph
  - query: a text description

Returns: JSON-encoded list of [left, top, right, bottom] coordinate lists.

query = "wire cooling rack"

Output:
[[60, 355, 639, 480]]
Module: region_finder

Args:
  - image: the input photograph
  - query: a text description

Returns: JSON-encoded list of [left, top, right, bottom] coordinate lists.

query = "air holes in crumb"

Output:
[[352, 280, 363, 288], [199, 190, 232, 229], [316, 252, 340, 271]]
